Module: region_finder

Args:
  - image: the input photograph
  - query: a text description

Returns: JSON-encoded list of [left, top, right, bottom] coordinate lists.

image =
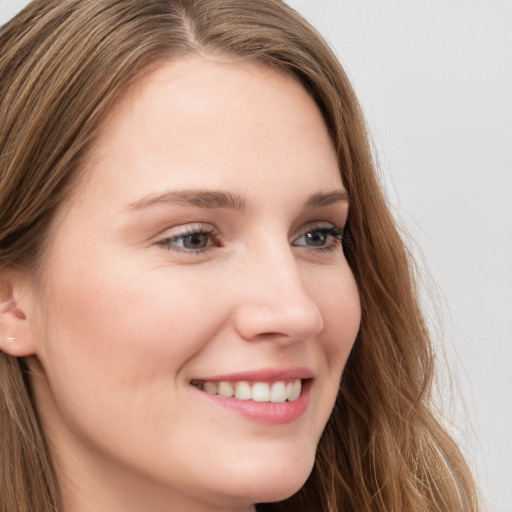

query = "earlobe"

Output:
[[0, 276, 38, 357]]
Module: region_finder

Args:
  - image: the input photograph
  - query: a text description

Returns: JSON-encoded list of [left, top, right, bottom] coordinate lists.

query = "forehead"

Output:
[[73, 56, 341, 211]]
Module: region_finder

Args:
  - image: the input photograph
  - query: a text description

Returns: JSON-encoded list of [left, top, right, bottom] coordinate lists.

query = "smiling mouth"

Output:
[[190, 379, 306, 403]]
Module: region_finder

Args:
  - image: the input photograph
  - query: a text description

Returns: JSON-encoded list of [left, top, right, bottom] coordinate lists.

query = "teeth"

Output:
[[203, 381, 218, 395], [270, 381, 287, 403], [252, 382, 270, 402], [194, 379, 303, 402], [218, 381, 234, 398], [288, 380, 301, 401], [234, 381, 251, 400]]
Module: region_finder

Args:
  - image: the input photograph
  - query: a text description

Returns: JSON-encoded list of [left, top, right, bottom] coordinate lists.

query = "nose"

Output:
[[231, 243, 324, 345]]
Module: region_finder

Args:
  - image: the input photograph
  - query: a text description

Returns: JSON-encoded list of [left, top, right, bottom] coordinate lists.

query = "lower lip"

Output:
[[195, 380, 312, 425]]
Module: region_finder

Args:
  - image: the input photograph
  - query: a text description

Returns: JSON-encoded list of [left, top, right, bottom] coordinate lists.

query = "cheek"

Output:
[[309, 266, 361, 360], [303, 265, 361, 421], [33, 257, 228, 463], [38, 255, 221, 395]]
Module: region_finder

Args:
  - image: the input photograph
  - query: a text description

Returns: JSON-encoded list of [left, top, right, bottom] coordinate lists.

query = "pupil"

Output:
[[307, 231, 326, 246], [184, 233, 208, 249]]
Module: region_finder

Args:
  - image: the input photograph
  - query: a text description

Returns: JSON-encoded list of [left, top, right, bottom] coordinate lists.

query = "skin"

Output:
[[3, 57, 361, 512]]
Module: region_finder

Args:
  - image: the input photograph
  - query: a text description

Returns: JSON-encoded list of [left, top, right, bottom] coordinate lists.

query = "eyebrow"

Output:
[[126, 187, 350, 211], [127, 190, 246, 211], [305, 189, 350, 208]]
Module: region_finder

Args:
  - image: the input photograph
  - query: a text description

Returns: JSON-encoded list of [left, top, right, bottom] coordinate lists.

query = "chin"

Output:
[[251, 473, 311, 505], [222, 446, 316, 505]]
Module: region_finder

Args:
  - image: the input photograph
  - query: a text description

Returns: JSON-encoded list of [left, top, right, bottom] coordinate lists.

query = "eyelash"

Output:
[[157, 224, 347, 255], [293, 225, 347, 253], [157, 226, 220, 255]]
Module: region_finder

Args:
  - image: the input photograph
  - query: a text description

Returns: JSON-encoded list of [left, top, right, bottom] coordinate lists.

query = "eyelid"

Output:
[[292, 221, 343, 240], [157, 222, 212, 238]]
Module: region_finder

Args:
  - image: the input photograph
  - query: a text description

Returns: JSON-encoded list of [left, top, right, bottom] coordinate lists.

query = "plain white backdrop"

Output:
[[1, 1, 511, 511]]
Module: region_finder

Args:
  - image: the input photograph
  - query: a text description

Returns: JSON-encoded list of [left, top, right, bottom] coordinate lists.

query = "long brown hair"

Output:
[[0, 1, 479, 511]]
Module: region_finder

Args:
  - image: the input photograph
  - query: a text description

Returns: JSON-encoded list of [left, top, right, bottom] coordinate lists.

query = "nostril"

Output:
[[251, 331, 293, 342]]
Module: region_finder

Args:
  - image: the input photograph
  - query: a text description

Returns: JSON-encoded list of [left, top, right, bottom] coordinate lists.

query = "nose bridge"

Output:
[[232, 235, 324, 342]]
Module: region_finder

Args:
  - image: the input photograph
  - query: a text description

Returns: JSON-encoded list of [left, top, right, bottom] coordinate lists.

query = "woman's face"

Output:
[[26, 58, 361, 511]]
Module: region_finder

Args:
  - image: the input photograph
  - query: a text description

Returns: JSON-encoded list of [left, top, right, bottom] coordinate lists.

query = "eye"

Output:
[[157, 226, 220, 254], [293, 225, 345, 250], [174, 232, 209, 250]]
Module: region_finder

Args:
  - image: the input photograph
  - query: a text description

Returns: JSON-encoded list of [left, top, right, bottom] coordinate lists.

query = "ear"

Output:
[[0, 272, 38, 357]]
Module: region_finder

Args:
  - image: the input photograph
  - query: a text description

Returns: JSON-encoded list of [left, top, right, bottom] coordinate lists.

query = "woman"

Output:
[[0, 1, 479, 511]]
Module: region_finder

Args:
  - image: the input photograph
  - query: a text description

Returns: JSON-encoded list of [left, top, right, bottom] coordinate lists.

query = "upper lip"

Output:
[[192, 367, 315, 383]]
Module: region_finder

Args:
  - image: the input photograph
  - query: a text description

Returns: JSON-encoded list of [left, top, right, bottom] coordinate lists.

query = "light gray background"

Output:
[[1, 1, 511, 511]]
